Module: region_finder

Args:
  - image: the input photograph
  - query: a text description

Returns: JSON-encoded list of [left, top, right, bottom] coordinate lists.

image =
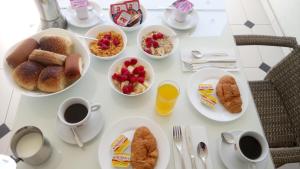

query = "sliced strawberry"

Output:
[[124, 60, 131, 67], [102, 39, 110, 46], [138, 70, 146, 77], [156, 32, 164, 39], [145, 37, 153, 43], [152, 41, 159, 48], [130, 76, 138, 83], [130, 58, 138, 65], [152, 34, 158, 40], [146, 41, 152, 48], [120, 75, 128, 82], [112, 73, 119, 80], [112, 38, 120, 46], [122, 86, 130, 94], [121, 67, 130, 75]]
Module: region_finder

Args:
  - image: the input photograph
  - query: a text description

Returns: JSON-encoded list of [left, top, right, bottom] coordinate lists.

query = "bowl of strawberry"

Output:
[[108, 57, 154, 96], [137, 25, 179, 59], [85, 25, 127, 60]]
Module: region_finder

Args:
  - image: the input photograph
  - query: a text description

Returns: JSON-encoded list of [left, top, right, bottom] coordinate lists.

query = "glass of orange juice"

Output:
[[155, 81, 180, 116]]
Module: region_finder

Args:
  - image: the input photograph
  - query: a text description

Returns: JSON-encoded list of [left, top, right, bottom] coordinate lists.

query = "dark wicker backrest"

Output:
[[265, 47, 300, 145]]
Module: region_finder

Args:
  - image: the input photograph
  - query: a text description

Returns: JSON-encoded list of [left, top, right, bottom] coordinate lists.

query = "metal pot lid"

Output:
[[0, 154, 16, 169]]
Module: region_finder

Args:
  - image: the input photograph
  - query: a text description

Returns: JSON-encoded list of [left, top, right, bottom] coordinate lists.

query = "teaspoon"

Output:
[[197, 142, 208, 169], [221, 132, 235, 144], [192, 50, 228, 59]]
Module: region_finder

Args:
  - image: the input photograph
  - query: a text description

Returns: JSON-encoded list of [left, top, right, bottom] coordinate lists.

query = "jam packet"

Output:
[[112, 153, 131, 168], [172, 0, 194, 13]]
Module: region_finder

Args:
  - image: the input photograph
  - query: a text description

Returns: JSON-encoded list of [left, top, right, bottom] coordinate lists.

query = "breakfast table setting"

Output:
[[0, 0, 275, 169]]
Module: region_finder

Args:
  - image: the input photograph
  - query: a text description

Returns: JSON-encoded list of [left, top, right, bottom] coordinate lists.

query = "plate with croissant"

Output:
[[187, 68, 249, 122], [3, 28, 90, 97], [98, 116, 170, 169]]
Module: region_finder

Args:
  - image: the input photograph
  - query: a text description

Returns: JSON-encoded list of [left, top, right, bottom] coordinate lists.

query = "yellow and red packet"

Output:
[[111, 135, 130, 153], [112, 153, 131, 168]]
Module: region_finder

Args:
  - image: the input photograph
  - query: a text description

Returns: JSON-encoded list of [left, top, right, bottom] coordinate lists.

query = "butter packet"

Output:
[[198, 83, 214, 95], [111, 135, 130, 153], [200, 93, 218, 109], [112, 153, 131, 168]]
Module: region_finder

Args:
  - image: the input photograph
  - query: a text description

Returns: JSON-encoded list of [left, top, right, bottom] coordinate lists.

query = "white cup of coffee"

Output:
[[58, 97, 100, 127], [235, 131, 269, 166]]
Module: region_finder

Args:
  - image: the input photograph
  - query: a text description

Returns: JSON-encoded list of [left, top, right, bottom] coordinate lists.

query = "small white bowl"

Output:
[[3, 28, 90, 97], [108, 57, 154, 96], [137, 25, 179, 59], [85, 24, 127, 60], [109, 5, 147, 32]]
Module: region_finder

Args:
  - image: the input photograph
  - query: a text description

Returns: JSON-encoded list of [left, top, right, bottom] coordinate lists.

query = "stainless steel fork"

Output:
[[173, 126, 185, 169]]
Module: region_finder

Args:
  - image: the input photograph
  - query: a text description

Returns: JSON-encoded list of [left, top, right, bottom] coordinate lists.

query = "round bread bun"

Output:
[[39, 35, 72, 55], [12, 61, 44, 90], [37, 66, 66, 93]]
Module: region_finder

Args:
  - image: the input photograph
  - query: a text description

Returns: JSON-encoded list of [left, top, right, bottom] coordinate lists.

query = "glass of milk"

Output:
[[10, 126, 52, 166]]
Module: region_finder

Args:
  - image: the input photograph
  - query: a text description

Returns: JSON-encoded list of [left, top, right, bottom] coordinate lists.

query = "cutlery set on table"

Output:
[[172, 126, 211, 169], [180, 50, 239, 72]]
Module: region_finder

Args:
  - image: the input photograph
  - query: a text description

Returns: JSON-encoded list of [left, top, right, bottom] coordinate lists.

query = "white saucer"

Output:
[[218, 131, 269, 169], [55, 109, 104, 144], [63, 2, 104, 28], [163, 9, 199, 30]]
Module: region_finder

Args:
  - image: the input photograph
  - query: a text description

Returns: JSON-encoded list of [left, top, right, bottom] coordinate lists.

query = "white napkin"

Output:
[[172, 126, 213, 169], [180, 49, 239, 72]]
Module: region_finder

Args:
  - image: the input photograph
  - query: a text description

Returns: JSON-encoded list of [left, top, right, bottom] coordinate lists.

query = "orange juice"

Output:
[[155, 82, 180, 116]]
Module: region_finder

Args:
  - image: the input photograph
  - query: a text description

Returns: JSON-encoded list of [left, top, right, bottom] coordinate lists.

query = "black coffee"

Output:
[[64, 104, 88, 123], [239, 136, 262, 160]]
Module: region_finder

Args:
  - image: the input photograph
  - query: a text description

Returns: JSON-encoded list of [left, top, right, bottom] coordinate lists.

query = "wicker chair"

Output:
[[234, 35, 300, 168]]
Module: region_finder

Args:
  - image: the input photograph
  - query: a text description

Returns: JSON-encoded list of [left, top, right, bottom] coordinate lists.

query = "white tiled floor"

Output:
[[0, 0, 296, 166]]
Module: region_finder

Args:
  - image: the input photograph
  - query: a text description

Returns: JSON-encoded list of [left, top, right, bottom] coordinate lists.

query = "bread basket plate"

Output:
[[98, 116, 170, 169], [187, 68, 249, 122], [3, 28, 90, 97]]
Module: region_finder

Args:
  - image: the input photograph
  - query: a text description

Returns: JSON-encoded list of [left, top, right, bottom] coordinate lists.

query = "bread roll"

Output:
[[6, 38, 39, 68], [39, 35, 72, 55], [64, 54, 82, 83], [12, 61, 44, 90], [29, 49, 67, 66], [38, 66, 66, 93], [216, 75, 242, 113]]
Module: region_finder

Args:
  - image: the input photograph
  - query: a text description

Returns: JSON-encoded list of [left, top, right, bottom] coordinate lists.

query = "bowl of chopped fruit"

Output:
[[137, 25, 179, 59], [108, 57, 154, 96], [85, 24, 127, 60]]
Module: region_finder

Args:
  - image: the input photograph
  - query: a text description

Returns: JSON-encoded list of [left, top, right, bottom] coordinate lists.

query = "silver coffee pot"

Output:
[[34, 0, 67, 29]]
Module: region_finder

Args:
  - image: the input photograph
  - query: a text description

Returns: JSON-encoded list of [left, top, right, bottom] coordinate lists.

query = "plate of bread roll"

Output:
[[3, 28, 90, 97]]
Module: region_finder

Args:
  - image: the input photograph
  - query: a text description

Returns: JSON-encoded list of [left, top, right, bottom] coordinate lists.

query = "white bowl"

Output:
[[3, 28, 90, 97], [137, 25, 179, 59], [85, 24, 127, 60], [108, 57, 154, 96], [109, 5, 147, 32]]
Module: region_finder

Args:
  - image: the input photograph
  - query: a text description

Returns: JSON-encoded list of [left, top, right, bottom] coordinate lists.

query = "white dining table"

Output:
[[10, 6, 275, 169]]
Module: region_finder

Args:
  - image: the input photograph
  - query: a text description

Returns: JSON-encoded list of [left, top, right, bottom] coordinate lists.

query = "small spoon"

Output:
[[197, 142, 208, 169], [71, 127, 84, 148], [76, 34, 98, 41], [221, 132, 235, 144], [191, 50, 228, 59]]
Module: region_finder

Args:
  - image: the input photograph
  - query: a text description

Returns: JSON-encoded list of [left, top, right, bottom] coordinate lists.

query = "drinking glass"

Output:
[[155, 81, 180, 116]]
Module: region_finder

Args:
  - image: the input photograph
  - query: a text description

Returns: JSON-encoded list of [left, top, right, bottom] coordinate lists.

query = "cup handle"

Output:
[[10, 155, 22, 163], [91, 104, 101, 112]]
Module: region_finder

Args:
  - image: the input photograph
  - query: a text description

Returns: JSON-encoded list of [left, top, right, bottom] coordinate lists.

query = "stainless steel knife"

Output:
[[185, 126, 197, 169]]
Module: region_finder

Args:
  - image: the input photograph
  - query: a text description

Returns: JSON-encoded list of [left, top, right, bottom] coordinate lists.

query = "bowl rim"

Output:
[[137, 24, 179, 59], [84, 24, 128, 60], [108, 56, 155, 96], [108, 4, 147, 32], [2, 28, 90, 97]]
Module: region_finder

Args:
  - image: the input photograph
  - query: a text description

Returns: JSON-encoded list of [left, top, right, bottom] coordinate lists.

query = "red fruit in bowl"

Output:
[[104, 33, 112, 40], [100, 44, 109, 50], [137, 77, 145, 83], [124, 60, 131, 67], [144, 48, 152, 54], [156, 32, 164, 39], [130, 58, 138, 65], [120, 75, 128, 82], [145, 37, 153, 43], [112, 73, 119, 80], [146, 41, 152, 48], [121, 67, 129, 75], [152, 41, 159, 48], [122, 86, 130, 94], [102, 39, 110, 46], [139, 70, 146, 77], [113, 38, 120, 46], [152, 34, 158, 40], [130, 76, 138, 83], [133, 66, 144, 74]]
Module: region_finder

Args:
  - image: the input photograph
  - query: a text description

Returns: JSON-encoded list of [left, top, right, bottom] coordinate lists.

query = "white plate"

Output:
[[163, 9, 199, 30], [63, 1, 104, 28], [218, 130, 269, 169], [3, 28, 90, 97], [187, 68, 249, 122], [98, 116, 170, 169], [55, 109, 104, 144]]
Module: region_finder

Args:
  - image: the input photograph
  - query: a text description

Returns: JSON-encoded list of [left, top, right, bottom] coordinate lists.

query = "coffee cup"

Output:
[[10, 126, 52, 166], [58, 97, 100, 127], [235, 131, 269, 165]]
